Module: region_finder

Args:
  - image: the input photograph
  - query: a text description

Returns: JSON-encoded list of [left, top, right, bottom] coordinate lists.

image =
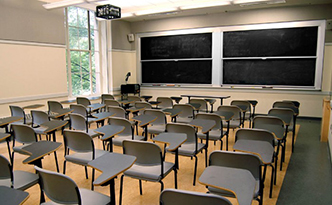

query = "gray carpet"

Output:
[[277, 118, 332, 204]]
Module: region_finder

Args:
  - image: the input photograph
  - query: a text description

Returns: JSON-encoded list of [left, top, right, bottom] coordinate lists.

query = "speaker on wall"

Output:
[[127, 34, 135, 42]]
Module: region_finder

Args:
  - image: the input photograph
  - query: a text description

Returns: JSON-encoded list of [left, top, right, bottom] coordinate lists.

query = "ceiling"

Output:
[[39, 0, 332, 22]]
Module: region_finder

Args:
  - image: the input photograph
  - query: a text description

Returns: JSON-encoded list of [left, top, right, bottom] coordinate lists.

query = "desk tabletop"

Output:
[[37, 120, 68, 134], [140, 96, 153, 102], [214, 111, 234, 122], [189, 119, 215, 134], [233, 140, 274, 164], [204, 98, 217, 105], [162, 108, 182, 118], [0, 132, 11, 142], [21, 141, 62, 164], [22, 104, 44, 110], [153, 133, 187, 151], [0, 116, 23, 127], [199, 166, 256, 205], [188, 103, 201, 110], [49, 108, 73, 118], [94, 125, 125, 141], [132, 114, 157, 127], [170, 96, 183, 103], [118, 100, 135, 105], [88, 152, 136, 186], [0, 186, 29, 205], [60, 99, 76, 104], [88, 103, 106, 112], [92, 112, 115, 121], [181, 95, 231, 99]]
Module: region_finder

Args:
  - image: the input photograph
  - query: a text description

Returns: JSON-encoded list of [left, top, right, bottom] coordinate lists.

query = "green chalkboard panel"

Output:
[[223, 27, 318, 57], [223, 59, 316, 86], [141, 33, 212, 60], [142, 60, 212, 84]]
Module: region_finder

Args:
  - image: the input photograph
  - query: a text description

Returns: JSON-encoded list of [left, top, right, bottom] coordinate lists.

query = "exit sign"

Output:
[[96, 4, 121, 20]]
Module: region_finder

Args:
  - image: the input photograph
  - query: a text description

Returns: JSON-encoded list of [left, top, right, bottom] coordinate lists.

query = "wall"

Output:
[[0, 0, 67, 116], [110, 3, 332, 117]]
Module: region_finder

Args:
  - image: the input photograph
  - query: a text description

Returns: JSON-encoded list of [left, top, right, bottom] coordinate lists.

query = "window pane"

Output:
[[79, 28, 89, 50], [71, 73, 82, 96], [70, 51, 80, 73], [89, 11, 96, 30], [67, 7, 78, 27], [81, 51, 90, 73], [69, 27, 79, 49], [78, 8, 88, 28], [82, 72, 91, 94]]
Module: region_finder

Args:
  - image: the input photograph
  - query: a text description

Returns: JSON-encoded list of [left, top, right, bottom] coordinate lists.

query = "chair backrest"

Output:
[[35, 166, 81, 204], [123, 140, 162, 165], [101, 94, 115, 104], [144, 109, 167, 125], [189, 99, 208, 112], [268, 108, 294, 124], [108, 106, 126, 118], [209, 151, 262, 182], [31, 110, 49, 126], [9, 105, 26, 123], [47, 101, 63, 113], [157, 97, 173, 109], [231, 100, 251, 113], [273, 101, 299, 115], [70, 104, 88, 117], [253, 116, 285, 139], [0, 155, 13, 187], [173, 104, 194, 119], [108, 117, 133, 136], [11, 124, 38, 144], [104, 99, 121, 107], [283, 100, 300, 108], [135, 101, 152, 109], [160, 189, 232, 205], [166, 123, 196, 144], [195, 113, 223, 130], [63, 130, 94, 153], [235, 128, 275, 146], [76, 97, 91, 107], [217, 105, 241, 121], [69, 113, 88, 132]]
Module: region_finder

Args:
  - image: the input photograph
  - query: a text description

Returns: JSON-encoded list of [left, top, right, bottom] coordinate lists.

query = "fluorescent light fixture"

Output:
[[135, 7, 178, 16], [181, 1, 232, 10], [233, 0, 269, 4], [43, 0, 85, 9], [121, 13, 134, 18]]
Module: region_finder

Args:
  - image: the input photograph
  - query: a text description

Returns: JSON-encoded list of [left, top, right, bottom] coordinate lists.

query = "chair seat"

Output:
[[148, 125, 166, 135], [124, 161, 175, 182], [197, 130, 223, 141], [65, 149, 108, 166], [223, 120, 241, 129], [167, 142, 205, 156], [0, 170, 39, 191], [41, 188, 110, 205], [113, 135, 145, 146], [87, 130, 100, 138], [208, 179, 260, 198], [13, 144, 32, 155], [10, 118, 33, 125], [176, 117, 193, 123]]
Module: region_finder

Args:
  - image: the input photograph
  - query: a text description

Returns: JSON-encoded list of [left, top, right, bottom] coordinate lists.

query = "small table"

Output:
[[153, 133, 186, 169], [21, 141, 62, 172], [0, 186, 29, 205], [94, 125, 125, 152], [162, 108, 181, 122], [132, 114, 157, 141], [88, 152, 136, 205], [33, 120, 68, 142], [140, 95, 153, 102], [199, 166, 256, 205], [181, 95, 231, 106]]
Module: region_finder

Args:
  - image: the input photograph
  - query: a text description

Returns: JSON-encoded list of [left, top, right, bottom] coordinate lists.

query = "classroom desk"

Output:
[[33, 120, 68, 142], [132, 114, 157, 141], [60, 99, 76, 104], [188, 103, 201, 111], [0, 186, 29, 205], [149, 101, 161, 108], [214, 110, 234, 151], [153, 133, 186, 169], [204, 98, 217, 113], [48, 108, 73, 120], [162, 108, 181, 122], [140, 95, 152, 102], [88, 152, 136, 205], [170, 96, 182, 104], [0, 132, 12, 163], [199, 165, 256, 205], [94, 125, 125, 152], [0, 116, 23, 132], [118, 99, 135, 110], [181, 95, 231, 106], [88, 103, 106, 113], [233, 139, 275, 197], [91, 111, 115, 126], [22, 104, 44, 110], [21, 141, 62, 172]]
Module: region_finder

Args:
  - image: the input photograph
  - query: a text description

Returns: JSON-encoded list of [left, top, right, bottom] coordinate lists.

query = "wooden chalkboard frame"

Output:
[[137, 20, 325, 90]]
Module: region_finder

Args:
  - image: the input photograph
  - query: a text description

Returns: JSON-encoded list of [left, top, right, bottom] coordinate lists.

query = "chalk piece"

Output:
[[166, 84, 175, 86], [152, 84, 161, 86]]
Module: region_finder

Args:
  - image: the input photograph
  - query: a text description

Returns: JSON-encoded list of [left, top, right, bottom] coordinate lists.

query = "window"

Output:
[[66, 7, 100, 96]]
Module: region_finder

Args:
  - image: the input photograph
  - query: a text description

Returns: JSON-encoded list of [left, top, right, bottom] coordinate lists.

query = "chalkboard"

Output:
[[223, 59, 316, 86], [142, 60, 212, 84], [141, 33, 212, 60], [223, 27, 318, 57]]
